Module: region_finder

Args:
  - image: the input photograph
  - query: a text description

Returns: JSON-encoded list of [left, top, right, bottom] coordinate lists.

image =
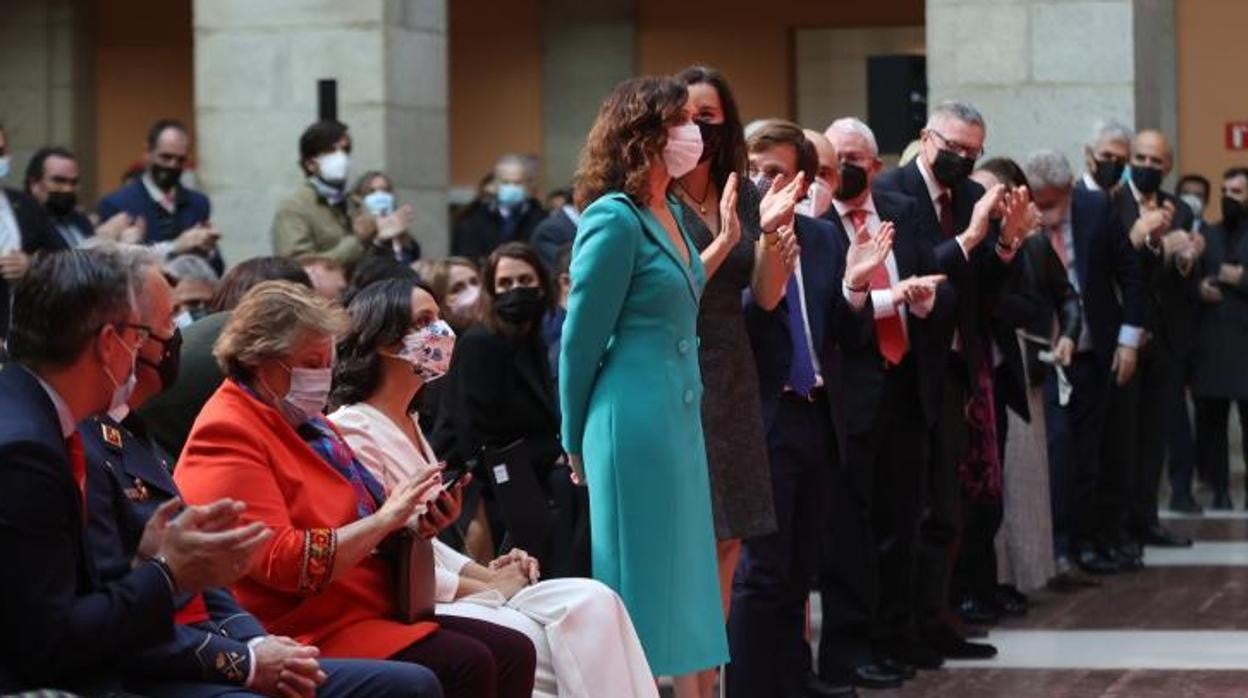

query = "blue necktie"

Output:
[[785, 274, 817, 397]]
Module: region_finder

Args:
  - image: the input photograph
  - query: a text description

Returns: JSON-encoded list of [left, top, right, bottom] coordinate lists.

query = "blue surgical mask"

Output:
[[363, 190, 395, 217], [497, 183, 526, 209]]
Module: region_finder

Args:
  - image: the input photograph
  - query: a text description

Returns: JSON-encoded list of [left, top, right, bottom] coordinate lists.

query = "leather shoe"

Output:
[[992, 587, 1028, 616], [887, 642, 945, 670], [1170, 490, 1204, 515], [1075, 547, 1120, 575], [848, 663, 905, 689], [1212, 491, 1234, 510], [878, 656, 917, 680], [921, 626, 999, 659], [1140, 523, 1192, 548], [956, 595, 1000, 625], [1107, 543, 1144, 571], [806, 673, 858, 697]]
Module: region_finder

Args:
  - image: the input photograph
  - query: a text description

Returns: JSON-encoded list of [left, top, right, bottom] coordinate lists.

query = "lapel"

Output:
[[618, 193, 701, 307], [1116, 187, 1141, 227], [902, 163, 942, 244]]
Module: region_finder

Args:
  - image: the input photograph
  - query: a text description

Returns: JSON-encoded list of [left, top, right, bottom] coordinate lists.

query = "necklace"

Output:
[[677, 177, 711, 215]]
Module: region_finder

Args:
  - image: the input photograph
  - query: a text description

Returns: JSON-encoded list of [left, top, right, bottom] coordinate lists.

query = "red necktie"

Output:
[[938, 192, 955, 239], [851, 209, 908, 365], [65, 433, 87, 521]]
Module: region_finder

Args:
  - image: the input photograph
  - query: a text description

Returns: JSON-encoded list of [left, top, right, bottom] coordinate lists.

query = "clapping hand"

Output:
[[963, 184, 1006, 250], [997, 186, 1032, 247], [1218, 263, 1244, 286], [0, 250, 29, 281], [151, 498, 273, 595], [892, 274, 946, 307], [377, 205, 414, 242], [844, 220, 894, 290], [716, 173, 742, 249], [759, 172, 806, 233], [773, 222, 800, 272], [1200, 277, 1224, 303], [174, 222, 221, 255], [1131, 200, 1175, 249]]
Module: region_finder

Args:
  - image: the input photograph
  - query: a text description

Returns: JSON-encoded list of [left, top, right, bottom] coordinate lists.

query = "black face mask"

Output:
[[930, 148, 976, 188], [835, 163, 868, 201], [45, 191, 77, 217], [494, 286, 546, 325], [696, 121, 726, 164], [1223, 196, 1246, 230], [1130, 165, 1164, 196], [151, 164, 183, 191], [137, 328, 183, 391], [1092, 158, 1126, 190]]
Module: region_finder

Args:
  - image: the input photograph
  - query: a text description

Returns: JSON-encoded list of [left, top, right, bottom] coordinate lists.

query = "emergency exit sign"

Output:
[[1229, 122, 1248, 150]]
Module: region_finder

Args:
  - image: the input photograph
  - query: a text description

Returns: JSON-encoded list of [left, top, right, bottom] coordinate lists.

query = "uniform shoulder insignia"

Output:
[[102, 423, 124, 449]]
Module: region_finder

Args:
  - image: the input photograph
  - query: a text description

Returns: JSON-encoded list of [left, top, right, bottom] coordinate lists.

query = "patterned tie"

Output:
[[850, 210, 908, 365], [64, 432, 88, 521], [938, 192, 955, 239], [785, 273, 818, 397]]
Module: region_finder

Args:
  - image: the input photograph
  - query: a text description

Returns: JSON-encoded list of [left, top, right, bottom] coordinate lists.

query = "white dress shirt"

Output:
[[0, 190, 22, 254]]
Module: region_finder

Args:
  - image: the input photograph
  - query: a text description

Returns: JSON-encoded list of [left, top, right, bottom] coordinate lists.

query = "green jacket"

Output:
[[270, 183, 363, 264]]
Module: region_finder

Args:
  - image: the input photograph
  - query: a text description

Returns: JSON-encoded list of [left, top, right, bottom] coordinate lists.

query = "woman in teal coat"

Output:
[[560, 76, 728, 693]]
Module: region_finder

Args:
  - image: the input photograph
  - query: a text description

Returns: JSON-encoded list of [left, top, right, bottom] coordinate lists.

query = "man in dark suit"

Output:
[[822, 118, 952, 674], [24, 146, 95, 249], [451, 154, 547, 262], [0, 245, 269, 694], [873, 101, 1029, 659], [82, 244, 441, 696], [1022, 150, 1145, 581], [0, 124, 60, 340], [1098, 129, 1197, 563], [531, 201, 579, 271], [97, 118, 222, 271], [730, 122, 887, 697]]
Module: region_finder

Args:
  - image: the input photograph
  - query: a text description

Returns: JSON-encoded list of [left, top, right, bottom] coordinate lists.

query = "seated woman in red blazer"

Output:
[[174, 280, 536, 698]]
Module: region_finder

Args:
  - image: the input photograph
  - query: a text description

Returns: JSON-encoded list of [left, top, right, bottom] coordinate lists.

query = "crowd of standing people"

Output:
[[0, 62, 1245, 698]]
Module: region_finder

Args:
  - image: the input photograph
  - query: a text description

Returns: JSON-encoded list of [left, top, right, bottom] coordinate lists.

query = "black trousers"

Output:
[[1045, 353, 1109, 558], [916, 362, 968, 632], [728, 393, 836, 697], [1195, 396, 1248, 496], [841, 358, 926, 652], [1165, 359, 1200, 501]]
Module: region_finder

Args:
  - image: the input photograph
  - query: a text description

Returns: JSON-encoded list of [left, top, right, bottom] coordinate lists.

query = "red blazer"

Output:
[[174, 379, 437, 659]]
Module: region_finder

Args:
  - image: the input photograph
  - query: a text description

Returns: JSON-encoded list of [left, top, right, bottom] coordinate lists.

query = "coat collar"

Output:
[[604, 192, 702, 307]]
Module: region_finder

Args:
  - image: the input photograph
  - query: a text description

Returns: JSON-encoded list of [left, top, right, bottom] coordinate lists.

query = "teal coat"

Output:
[[559, 192, 728, 676]]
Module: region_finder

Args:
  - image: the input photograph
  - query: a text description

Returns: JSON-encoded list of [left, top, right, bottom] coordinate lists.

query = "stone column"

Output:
[[194, 0, 449, 263], [925, 0, 1176, 169], [540, 0, 636, 192]]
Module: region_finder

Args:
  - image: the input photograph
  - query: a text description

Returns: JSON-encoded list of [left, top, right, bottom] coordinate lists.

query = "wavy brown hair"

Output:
[[573, 76, 689, 210]]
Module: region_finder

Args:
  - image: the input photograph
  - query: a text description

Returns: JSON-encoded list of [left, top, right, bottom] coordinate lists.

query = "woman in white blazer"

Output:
[[328, 276, 656, 698]]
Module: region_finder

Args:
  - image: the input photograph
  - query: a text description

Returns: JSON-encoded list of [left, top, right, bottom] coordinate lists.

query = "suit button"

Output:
[[678, 339, 690, 355], [683, 389, 694, 404]]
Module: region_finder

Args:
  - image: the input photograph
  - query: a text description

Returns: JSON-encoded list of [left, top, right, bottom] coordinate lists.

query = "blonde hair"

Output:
[[213, 280, 348, 378]]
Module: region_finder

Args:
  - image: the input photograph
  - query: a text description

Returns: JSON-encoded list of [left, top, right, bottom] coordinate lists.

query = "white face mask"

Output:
[[0, 156, 10, 180], [103, 333, 139, 416], [389, 321, 457, 383], [449, 284, 480, 313], [797, 177, 833, 218], [663, 122, 703, 179], [279, 363, 333, 424], [316, 150, 350, 184]]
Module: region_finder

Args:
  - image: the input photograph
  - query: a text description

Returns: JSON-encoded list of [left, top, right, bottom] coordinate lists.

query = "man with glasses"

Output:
[[98, 118, 223, 272], [875, 100, 1030, 662]]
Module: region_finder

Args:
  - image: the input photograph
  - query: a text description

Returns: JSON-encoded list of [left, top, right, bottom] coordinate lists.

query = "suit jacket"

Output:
[[441, 324, 561, 469], [1192, 220, 1248, 398], [139, 310, 229, 458], [174, 379, 437, 660], [0, 364, 173, 693], [98, 179, 212, 246], [45, 209, 96, 250], [532, 207, 579, 270], [0, 189, 59, 336], [744, 214, 870, 434], [991, 234, 1083, 419], [874, 161, 1012, 378], [1068, 187, 1145, 369], [271, 183, 364, 265], [450, 198, 547, 262], [822, 191, 956, 433], [82, 412, 267, 692], [1111, 187, 1200, 356]]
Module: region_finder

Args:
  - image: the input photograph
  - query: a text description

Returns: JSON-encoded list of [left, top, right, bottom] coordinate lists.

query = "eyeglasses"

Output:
[[117, 322, 177, 347], [929, 129, 982, 160]]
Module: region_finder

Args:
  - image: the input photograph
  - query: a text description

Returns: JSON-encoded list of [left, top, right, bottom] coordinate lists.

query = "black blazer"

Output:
[[45, 209, 95, 250], [991, 234, 1083, 420], [1192, 221, 1248, 398], [531, 207, 578, 270], [822, 191, 955, 433], [0, 364, 174, 693], [1067, 187, 1146, 369], [874, 161, 1012, 378], [439, 324, 561, 469], [0, 189, 60, 336], [82, 412, 267, 692], [1111, 188, 1200, 356], [450, 199, 548, 263]]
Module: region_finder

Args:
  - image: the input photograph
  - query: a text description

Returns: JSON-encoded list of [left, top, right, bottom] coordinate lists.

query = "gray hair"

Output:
[[1023, 149, 1075, 191], [81, 239, 163, 316], [825, 117, 879, 157], [1088, 119, 1133, 150], [494, 153, 535, 183], [927, 100, 985, 130], [165, 254, 220, 285]]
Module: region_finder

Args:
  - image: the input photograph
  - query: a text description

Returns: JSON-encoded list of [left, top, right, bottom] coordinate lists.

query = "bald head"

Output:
[[1132, 129, 1173, 172], [804, 129, 837, 185]]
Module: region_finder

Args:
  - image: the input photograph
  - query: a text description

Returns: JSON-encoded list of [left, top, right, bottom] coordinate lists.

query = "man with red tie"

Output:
[[822, 118, 950, 677], [0, 245, 271, 694]]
